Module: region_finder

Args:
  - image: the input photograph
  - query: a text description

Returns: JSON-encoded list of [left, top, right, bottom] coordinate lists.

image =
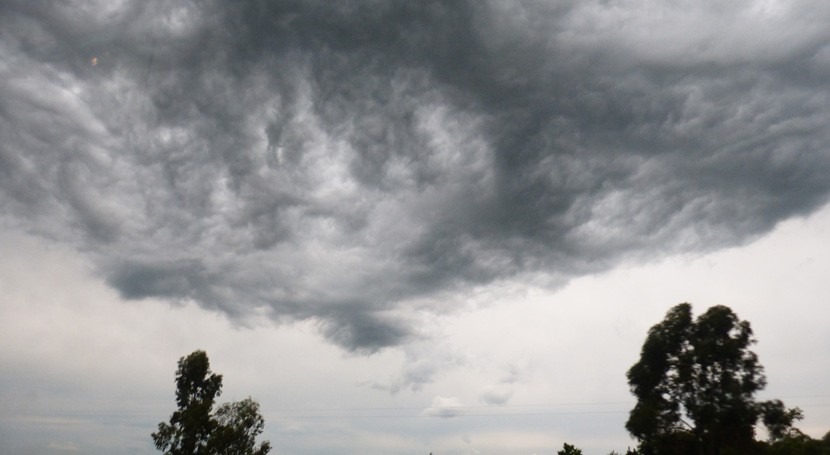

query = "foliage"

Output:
[[152, 350, 270, 455], [558, 442, 583, 455], [626, 303, 801, 455], [761, 399, 804, 441], [763, 429, 830, 455], [211, 398, 271, 455], [153, 351, 223, 454]]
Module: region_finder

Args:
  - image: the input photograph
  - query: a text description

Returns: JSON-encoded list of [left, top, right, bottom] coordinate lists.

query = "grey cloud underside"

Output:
[[2, 0, 829, 351]]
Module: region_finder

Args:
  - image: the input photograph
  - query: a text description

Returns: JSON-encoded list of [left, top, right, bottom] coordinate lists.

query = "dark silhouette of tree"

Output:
[[626, 303, 800, 455], [152, 351, 223, 454], [152, 350, 270, 455], [763, 428, 830, 455], [558, 442, 583, 455], [761, 399, 804, 442], [210, 398, 270, 455]]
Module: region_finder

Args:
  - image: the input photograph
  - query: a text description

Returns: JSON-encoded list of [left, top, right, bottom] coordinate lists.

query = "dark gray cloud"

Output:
[[2, 0, 829, 351]]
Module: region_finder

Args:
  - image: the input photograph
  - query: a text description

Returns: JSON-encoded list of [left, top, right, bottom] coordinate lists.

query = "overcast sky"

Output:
[[1, 1, 829, 454]]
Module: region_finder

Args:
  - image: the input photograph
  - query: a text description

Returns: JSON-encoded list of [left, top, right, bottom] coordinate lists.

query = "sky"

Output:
[[0, 0, 829, 454]]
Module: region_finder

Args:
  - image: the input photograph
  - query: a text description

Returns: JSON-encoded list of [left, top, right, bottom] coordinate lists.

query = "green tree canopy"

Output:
[[626, 303, 800, 455], [152, 350, 271, 455]]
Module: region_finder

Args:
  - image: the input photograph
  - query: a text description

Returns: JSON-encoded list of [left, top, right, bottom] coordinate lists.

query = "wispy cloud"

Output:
[[423, 396, 465, 418], [47, 441, 81, 452]]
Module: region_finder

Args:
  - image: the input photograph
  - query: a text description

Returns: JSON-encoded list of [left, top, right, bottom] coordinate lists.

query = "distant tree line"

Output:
[[155, 303, 829, 455]]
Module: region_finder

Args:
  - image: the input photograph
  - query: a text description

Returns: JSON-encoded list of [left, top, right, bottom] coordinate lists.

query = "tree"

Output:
[[152, 350, 270, 455], [761, 399, 804, 441], [152, 350, 223, 454], [558, 442, 584, 455], [764, 428, 830, 455], [210, 398, 271, 455], [626, 303, 800, 455]]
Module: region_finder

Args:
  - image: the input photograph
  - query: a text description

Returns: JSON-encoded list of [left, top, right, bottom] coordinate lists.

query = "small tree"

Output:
[[152, 350, 270, 455], [626, 303, 800, 455], [558, 442, 584, 455]]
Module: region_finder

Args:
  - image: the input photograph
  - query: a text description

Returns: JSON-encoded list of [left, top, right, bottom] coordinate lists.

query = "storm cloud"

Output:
[[1, 0, 829, 351]]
